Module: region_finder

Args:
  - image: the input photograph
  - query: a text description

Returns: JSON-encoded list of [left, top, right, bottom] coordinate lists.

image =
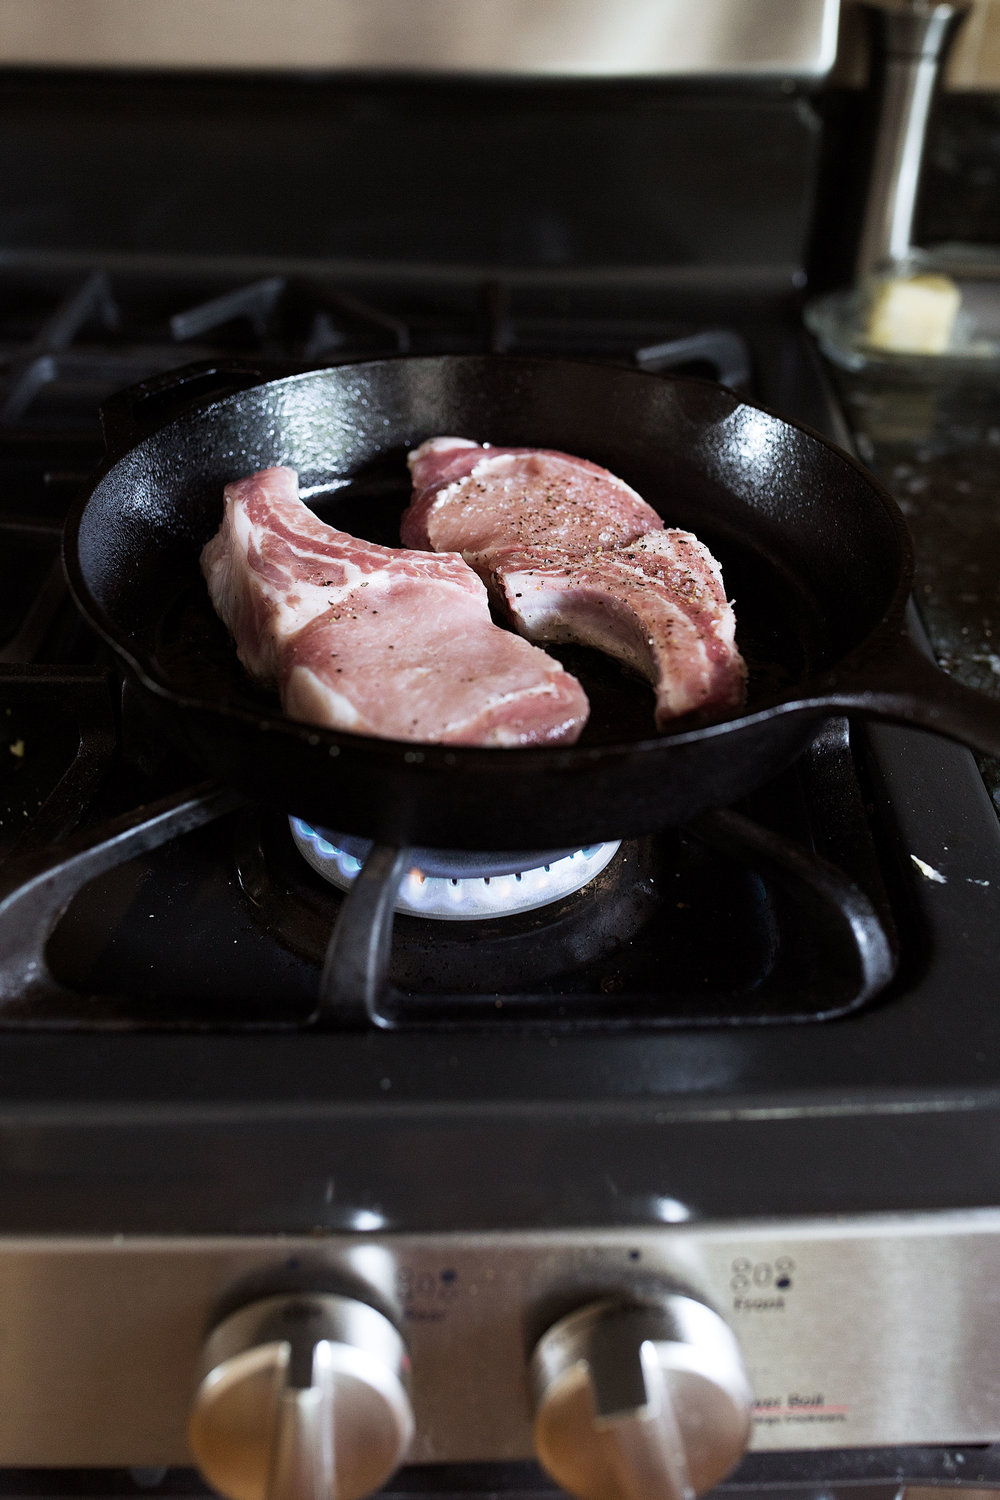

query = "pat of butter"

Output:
[[866, 273, 961, 354]]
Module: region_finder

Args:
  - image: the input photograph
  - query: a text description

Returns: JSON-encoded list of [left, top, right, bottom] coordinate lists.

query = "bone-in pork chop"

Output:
[[497, 530, 747, 727], [402, 437, 663, 576], [200, 466, 589, 746], [403, 438, 746, 728]]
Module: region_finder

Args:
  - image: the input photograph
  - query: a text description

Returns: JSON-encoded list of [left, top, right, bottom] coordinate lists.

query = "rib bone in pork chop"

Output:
[[402, 437, 663, 576], [497, 532, 747, 728], [403, 438, 747, 727], [200, 466, 589, 746]]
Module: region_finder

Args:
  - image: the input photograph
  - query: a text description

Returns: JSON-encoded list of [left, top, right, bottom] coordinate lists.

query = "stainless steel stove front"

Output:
[[2, 1211, 999, 1470]]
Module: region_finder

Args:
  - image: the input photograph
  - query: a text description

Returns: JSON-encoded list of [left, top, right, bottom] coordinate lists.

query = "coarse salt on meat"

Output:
[[402, 437, 663, 577], [497, 530, 747, 727], [200, 465, 589, 747]]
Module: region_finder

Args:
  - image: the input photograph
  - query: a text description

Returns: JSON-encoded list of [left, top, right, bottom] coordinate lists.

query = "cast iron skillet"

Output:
[[64, 354, 1000, 852]]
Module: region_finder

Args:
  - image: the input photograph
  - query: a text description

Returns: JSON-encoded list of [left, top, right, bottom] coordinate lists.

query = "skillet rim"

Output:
[[62, 352, 916, 771]]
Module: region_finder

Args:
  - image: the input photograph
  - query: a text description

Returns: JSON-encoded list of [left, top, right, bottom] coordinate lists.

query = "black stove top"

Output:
[[1, 254, 1000, 1241]]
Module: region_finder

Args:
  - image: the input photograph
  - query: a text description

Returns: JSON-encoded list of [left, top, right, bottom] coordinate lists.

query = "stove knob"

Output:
[[189, 1294, 414, 1500], [531, 1294, 752, 1500]]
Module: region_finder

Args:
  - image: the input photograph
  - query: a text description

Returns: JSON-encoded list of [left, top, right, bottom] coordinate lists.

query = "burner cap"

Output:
[[289, 819, 620, 921]]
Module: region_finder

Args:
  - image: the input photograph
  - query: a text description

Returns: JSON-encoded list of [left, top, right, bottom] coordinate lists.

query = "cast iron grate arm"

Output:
[[0, 271, 120, 425], [310, 809, 898, 1031], [0, 782, 243, 1019]]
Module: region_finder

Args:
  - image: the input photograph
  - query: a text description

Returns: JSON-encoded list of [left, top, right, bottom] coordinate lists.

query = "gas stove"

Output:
[[2, 8, 1000, 1490], [1, 250, 1000, 1500]]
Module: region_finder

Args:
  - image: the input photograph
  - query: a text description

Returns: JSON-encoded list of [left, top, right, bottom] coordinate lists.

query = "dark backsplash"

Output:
[[918, 89, 1000, 248], [0, 70, 821, 275]]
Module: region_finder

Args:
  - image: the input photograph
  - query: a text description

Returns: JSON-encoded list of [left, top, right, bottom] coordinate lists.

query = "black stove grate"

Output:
[[0, 258, 761, 438], [0, 691, 901, 1031]]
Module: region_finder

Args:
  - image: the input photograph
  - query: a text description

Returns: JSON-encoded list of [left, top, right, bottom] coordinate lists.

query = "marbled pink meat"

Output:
[[497, 530, 747, 727], [402, 437, 663, 576], [200, 466, 589, 746], [403, 438, 746, 728]]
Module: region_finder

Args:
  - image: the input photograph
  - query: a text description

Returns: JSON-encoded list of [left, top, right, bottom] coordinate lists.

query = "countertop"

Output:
[[831, 361, 1000, 813], [813, 87, 1000, 822]]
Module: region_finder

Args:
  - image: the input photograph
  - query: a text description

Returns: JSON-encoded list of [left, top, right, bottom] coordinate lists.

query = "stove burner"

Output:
[[289, 818, 621, 920]]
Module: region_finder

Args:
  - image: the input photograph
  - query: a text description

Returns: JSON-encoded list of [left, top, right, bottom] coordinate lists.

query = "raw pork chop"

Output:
[[496, 531, 747, 727], [402, 438, 746, 728], [200, 466, 589, 746], [402, 437, 663, 576]]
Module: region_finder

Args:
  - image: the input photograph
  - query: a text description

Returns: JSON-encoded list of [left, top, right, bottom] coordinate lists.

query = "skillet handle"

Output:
[[806, 631, 1000, 759], [99, 359, 266, 457]]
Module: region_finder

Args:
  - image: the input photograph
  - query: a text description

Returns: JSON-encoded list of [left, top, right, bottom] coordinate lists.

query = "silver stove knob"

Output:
[[189, 1294, 414, 1500], [531, 1294, 752, 1500]]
